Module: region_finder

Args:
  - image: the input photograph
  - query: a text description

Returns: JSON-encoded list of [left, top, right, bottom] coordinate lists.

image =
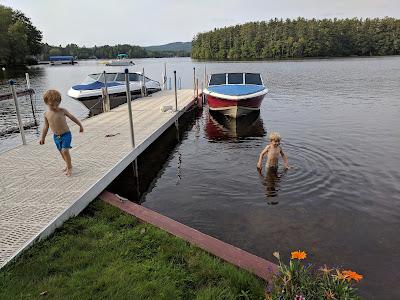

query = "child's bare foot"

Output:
[[65, 168, 72, 176], [62, 166, 67, 172]]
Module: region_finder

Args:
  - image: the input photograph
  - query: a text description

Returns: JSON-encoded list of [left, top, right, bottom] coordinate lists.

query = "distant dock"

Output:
[[0, 89, 196, 268]]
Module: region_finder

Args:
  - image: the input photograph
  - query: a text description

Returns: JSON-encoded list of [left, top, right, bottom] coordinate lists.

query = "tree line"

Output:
[[0, 4, 189, 66], [40, 44, 189, 61], [191, 18, 400, 60]]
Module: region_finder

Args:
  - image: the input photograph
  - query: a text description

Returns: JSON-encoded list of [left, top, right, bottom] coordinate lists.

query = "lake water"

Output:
[[1, 57, 400, 299]]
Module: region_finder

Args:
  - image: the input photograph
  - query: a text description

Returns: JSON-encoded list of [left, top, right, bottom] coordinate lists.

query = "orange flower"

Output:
[[342, 270, 363, 282], [291, 250, 307, 260]]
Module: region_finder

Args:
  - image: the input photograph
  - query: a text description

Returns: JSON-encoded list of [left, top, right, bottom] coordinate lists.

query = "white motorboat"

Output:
[[106, 54, 134, 66], [67, 72, 161, 114]]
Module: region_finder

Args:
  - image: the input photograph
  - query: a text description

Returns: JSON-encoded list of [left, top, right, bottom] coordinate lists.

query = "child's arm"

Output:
[[64, 109, 84, 132], [39, 114, 49, 144], [280, 147, 289, 169], [257, 145, 269, 171]]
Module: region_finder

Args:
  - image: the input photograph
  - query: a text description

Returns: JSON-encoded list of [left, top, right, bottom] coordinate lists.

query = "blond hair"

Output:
[[43, 89, 61, 105], [269, 132, 281, 142]]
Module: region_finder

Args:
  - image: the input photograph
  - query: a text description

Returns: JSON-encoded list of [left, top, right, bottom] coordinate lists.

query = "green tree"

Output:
[[191, 17, 400, 60], [0, 4, 42, 66]]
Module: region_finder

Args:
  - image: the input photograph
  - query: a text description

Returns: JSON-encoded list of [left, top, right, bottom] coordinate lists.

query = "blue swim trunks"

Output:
[[53, 131, 72, 151]]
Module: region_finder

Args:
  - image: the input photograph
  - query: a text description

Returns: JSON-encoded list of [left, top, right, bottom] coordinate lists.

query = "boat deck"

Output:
[[0, 89, 195, 268]]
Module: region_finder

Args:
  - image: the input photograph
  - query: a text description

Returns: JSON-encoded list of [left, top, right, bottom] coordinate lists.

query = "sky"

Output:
[[2, 0, 400, 47]]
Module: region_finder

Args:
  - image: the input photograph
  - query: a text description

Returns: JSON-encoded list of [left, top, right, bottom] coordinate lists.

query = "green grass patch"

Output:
[[0, 200, 265, 300]]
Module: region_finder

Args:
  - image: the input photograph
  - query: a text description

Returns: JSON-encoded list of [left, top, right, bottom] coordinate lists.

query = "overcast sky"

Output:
[[2, 0, 399, 47]]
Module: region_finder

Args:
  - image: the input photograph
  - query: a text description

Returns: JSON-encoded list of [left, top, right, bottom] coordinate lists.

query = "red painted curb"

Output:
[[99, 191, 278, 282]]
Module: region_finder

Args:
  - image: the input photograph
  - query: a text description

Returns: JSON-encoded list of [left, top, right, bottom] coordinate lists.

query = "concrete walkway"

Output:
[[0, 89, 195, 268]]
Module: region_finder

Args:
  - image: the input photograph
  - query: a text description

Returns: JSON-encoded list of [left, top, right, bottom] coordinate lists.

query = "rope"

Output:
[[74, 96, 105, 119]]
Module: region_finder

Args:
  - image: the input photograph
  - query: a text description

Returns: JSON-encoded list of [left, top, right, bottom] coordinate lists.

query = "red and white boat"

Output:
[[203, 72, 268, 118]]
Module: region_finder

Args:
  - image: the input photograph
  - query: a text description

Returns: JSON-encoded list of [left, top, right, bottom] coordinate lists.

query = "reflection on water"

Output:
[[258, 167, 281, 202], [205, 110, 265, 141], [2, 57, 400, 299], [106, 108, 199, 202]]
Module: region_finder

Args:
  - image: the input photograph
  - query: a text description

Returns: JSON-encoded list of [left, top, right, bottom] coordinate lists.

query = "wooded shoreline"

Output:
[[192, 18, 400, 61]]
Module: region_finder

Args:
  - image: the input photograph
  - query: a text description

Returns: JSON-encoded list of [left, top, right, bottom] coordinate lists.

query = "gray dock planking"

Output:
[[0, 89, 195, 268]]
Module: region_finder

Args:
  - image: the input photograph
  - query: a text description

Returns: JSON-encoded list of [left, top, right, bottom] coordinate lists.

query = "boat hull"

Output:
[[207, 94, 265, 118]]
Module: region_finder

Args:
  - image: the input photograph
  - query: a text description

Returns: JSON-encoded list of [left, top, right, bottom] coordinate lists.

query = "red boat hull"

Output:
[[207, 94, 265, 118]]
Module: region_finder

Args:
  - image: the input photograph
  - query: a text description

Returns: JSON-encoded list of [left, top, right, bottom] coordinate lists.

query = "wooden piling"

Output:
[[9, 80, 26, 145], [103, 71, 110, 112]]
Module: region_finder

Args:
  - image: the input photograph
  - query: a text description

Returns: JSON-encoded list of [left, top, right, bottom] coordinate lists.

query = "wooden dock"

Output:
[[0, 89, 195, 268]]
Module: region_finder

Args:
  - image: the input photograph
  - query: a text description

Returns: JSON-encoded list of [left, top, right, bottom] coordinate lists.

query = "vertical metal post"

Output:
[[10, 80, 26, 145], [179, 77, 182, 90], [124, 69, 140, 197], [193, 67, 196, 95], [25, 73, 38, 126], [103, 71, 110, 112], [174, 71, 178, 111], [196, 78, 199, 106], [124, 69, 135, 148], [204, 65, 208, 87], [164, 62, 167, 90], [141, 67, 146, 97], [201, 82, 204, 105]]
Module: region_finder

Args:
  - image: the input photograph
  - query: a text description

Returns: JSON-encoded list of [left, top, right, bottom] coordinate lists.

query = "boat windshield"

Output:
[[114, 73, 152, 82], [115, 73, 125, 81], [245, 73, 263, 85], [98, 73, 117, 82], [228, 73, 243, 84], [209, 73, 226, 85], [83, 74, 100, 83]]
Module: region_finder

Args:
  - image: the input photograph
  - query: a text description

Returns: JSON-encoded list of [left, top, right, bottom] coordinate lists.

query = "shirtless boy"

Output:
[[39, 90, 83, 176], [257, 132, 289, 172]]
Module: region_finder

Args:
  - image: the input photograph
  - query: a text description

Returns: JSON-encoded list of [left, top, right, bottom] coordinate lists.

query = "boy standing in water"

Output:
[[39, 90, 84, 176], [257, 132, 289, 172]]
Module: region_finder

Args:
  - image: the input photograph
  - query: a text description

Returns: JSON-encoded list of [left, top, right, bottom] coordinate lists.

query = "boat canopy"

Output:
[[49, 55, 74, 62], [209, 73, 263, 86], [82, 72, 153, 84], [117, 54, 129, 59], [72, 81, 123, 91]]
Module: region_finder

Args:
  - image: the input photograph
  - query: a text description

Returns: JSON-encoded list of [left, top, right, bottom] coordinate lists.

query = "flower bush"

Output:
[[266, 251, 362, 300]]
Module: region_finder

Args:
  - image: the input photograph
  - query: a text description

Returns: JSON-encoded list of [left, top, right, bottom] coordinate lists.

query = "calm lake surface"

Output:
[[1, 57, 400, 299]]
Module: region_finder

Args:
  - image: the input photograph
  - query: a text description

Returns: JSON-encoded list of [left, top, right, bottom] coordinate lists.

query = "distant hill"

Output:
[[144, 42, 192, 53]]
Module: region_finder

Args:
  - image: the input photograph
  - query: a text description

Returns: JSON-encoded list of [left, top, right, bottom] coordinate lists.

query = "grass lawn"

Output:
[[0, 200, 265, 300]]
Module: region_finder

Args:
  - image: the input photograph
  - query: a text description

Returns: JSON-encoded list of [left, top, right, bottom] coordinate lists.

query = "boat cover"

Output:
[[72, 81, 123, 91], [207, 85, 265, 96]]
